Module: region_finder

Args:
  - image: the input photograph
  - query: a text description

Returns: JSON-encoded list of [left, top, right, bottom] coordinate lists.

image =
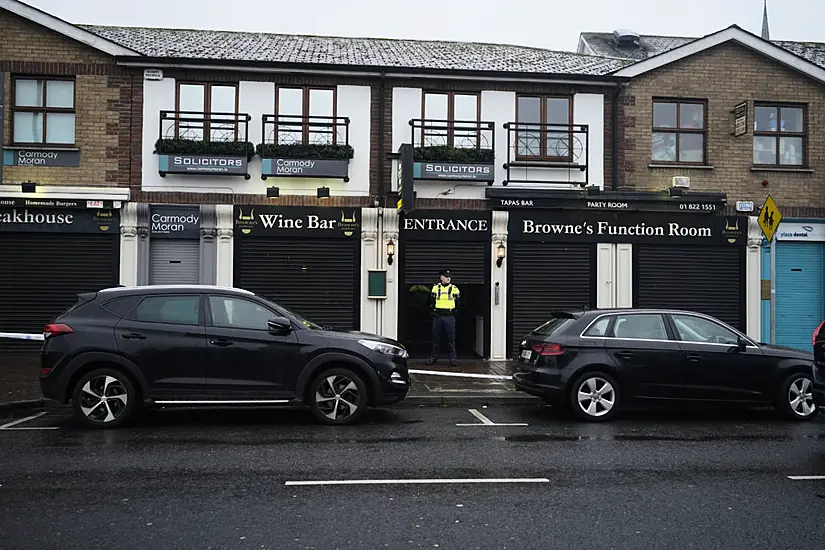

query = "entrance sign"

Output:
[[758, 194, 782, 242], [400, 210, 492, 242]]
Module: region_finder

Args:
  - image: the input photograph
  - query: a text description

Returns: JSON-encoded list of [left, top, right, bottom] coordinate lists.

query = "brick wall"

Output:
[[617, 41, 825, 218], [0, 9, 141, 189]]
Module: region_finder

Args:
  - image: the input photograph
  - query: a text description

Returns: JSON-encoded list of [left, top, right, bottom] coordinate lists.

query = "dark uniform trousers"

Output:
[[430, 311, 457, 362]]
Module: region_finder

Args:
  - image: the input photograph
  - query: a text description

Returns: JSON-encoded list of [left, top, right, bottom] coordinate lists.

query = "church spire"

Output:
[[761, 0, 770, 40]]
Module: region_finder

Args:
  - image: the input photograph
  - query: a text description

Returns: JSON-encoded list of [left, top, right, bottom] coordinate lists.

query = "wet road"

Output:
[[2, 404, 825, 549]]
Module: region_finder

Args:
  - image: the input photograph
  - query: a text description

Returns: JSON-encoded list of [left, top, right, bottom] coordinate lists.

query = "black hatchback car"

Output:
[[40, 285, 410, 428], [514, 308, 818, 422]]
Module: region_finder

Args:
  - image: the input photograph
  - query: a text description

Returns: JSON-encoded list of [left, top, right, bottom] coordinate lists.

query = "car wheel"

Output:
[[309, 368, 369, 426], [777, 373, 819, 421], [71, 368, 137, 429], [569, 372, 620, 422]]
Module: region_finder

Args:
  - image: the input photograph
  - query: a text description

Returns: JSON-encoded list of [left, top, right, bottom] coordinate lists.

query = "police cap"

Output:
[[439, 269, 451, 277]]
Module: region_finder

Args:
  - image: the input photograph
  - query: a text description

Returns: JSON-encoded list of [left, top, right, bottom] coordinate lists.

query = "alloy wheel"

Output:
[[78, 375, 129, 424], [314, 374, 361, 422], [788, 377, 816, 418], [577, 377, 616, 418]]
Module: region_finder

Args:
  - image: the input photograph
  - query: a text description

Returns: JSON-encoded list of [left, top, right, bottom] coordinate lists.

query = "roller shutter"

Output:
[[775, 242, 824, 351], [403, 241, 487, 285], [0, 233, 120, 356], [149, 239, 200, 285], [235, 238, 358, 330], [634, 245, 744, 330], [509, 242, 594, 357]]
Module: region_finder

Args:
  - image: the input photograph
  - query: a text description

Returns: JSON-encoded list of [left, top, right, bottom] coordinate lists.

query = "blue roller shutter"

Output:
[[775, 242, 825, 352]]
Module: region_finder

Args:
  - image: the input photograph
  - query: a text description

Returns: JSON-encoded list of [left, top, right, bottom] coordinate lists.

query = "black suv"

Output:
[[514, 308, 818, 422], [40, 285, 410, 428]]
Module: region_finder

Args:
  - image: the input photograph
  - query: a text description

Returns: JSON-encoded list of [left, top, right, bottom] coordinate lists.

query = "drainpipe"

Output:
[[378, 71, 387, 204], [611, 84, 621, 191]]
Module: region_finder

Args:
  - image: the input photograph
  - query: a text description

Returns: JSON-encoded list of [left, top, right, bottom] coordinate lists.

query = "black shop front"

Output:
[[0, 200, 121, 357], [398, 210, 492, 359], [500, 194, 747, 358], [233, 206, 361, 331]]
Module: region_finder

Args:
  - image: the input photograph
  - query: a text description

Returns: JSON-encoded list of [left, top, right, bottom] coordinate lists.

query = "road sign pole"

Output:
[[770, 234, 776, 344]]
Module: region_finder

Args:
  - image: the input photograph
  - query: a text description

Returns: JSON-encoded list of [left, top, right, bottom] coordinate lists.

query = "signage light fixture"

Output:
[[266, 186, 280, 198], [317, 186, 330, 199], [496, 241, 506, 267], [21, 181, 37, 193], [386, 238, 395, 265]]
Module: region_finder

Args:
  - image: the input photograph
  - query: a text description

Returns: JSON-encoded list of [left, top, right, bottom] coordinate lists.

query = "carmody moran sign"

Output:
[[508, 210, 746, 245], [158, 154, 248, 176], [261, 158, 349, 180], [413, 162, 494, 182], [3, 148, 81, 167]]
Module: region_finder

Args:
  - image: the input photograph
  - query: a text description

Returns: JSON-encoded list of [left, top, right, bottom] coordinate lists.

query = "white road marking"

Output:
[[455, 408, 528, 427], [0, 411, 48, 430], [0, 332, 44, 341], [1, 427, 60, 431], [285, 478, 550, 486], [787, 475, 825, 480], [408, 369, 512, 380]]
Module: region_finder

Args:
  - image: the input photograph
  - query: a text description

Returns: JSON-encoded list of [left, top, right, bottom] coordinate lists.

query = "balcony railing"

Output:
[[258, 115, 352, 181], [502, 122, 589, 186], [156, 111, 254, 178], [409, 119, 496, 184]]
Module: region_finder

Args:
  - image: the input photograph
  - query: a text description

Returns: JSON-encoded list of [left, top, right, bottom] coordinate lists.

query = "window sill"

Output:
[[4, 145, 80, 151], [750, 166, 814, 173], [648, 163, 714, 170]]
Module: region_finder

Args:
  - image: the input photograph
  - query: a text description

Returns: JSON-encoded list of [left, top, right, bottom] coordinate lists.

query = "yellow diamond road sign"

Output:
[[758, 194, 783, 242]]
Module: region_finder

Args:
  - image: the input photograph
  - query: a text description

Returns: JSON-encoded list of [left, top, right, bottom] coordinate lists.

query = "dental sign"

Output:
[[776, 222, 825, 242], [509, 210, 747, 246], [150, 205, 201, 238]]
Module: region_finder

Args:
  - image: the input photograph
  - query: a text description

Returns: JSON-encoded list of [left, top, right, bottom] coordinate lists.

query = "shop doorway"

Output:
[[398, 240, 490, 359]]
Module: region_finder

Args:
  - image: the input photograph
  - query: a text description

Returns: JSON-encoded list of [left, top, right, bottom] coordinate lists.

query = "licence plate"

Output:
[[520, 349, 532, 360]]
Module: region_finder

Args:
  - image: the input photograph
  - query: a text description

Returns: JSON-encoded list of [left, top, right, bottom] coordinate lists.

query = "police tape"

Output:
[[0, 332, 45, 342]]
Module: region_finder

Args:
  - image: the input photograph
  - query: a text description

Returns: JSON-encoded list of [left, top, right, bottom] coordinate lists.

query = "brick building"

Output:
[[579, 26, 825, 350], [0, 1, 140, 355]]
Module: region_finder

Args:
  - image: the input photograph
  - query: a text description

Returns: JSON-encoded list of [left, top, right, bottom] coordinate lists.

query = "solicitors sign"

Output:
[[413, 162, 495, 182], [158, 154, 248, 176], [508, 210, 747, 245]]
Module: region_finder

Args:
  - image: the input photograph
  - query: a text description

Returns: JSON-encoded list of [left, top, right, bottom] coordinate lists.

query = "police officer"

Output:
[[426, 269, 460, 367]]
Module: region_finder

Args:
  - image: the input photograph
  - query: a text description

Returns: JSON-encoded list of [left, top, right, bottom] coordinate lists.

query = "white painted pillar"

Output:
[[615, 243, 633, 307], [359, 207, 380, 335], [382, 208, 400, 340], [215, 204, 234, 287], [119, 202, 139, 286], [489, 210, 509, 361], [746, 215, 762, 340]]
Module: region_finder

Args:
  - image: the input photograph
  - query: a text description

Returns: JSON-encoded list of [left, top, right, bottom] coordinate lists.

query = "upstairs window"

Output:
[[421, 92, 480, 148], [651, 99, 706, 164], [753, 104, 805, 167], [275, 87, 338, 146], [12, 77, 76, 146], [516, 95, 572, 160], [175, 82, 238, 141]]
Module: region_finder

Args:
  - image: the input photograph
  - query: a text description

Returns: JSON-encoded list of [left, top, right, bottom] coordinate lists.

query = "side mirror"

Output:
[[736, 337, 747, 352], [267, 316, 292, 332]]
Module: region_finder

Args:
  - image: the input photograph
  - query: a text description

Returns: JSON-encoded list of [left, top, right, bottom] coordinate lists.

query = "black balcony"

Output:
[[156, 110, 254, 178], [258, 115, 352, 181], [410, 119, 495, 183], [502, 122, 589, 187]]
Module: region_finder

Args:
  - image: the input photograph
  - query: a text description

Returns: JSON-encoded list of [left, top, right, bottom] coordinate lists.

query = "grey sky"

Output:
[[27, 0, 825, 51]]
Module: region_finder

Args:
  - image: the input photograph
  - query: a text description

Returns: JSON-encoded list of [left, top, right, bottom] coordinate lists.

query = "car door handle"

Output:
[[686, 354, 702, 362], [616, 351, 634, 359], [209, 339, 233, 347], [120, 333, 146, 340]]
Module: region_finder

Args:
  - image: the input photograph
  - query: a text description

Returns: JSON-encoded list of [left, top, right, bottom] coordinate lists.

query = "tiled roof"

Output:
[[580, 32, 825, 68], [77, 25, 633, 76]]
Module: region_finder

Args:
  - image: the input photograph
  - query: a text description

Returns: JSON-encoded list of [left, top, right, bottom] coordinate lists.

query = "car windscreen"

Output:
[[530, 315, 576, 336]]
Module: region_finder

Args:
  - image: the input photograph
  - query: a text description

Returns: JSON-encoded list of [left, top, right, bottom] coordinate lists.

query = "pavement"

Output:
[[2, 404, 825, 548], [0, 356, 534, 410]]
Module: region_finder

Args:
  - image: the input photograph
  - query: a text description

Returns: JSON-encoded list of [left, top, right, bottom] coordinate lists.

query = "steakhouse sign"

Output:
[[509, 210, 746, 245]]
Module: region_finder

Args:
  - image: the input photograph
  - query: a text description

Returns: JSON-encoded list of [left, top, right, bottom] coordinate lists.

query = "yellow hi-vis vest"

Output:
[[432, 283, 459, 310]]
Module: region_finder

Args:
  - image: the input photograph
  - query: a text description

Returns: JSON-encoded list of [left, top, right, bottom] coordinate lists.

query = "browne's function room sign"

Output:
[[234, 206, 360, 237], [508, 210, 747, 245]]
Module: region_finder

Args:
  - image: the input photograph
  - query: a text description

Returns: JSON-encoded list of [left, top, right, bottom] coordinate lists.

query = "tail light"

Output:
[[531, 342, 567, 356], [814, 320, 825, 347], [43, 323, 73, 338]]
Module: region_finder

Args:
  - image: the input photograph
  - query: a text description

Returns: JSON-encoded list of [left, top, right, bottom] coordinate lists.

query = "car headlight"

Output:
[[358, 339, 409, 358]]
